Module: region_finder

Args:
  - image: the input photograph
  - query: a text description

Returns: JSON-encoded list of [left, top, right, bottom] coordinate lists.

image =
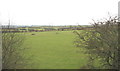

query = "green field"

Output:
[[23, 31, 89, 69]]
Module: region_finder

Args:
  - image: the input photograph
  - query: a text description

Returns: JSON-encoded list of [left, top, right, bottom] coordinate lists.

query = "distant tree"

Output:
[[74, 16, 119, 69]]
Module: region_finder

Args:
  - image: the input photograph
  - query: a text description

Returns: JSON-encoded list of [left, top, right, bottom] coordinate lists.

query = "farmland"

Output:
[[22, 31, 89, 69]]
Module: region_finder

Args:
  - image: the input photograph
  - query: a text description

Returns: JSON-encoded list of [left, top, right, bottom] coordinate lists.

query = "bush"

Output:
[[74, 16, 119, 69]]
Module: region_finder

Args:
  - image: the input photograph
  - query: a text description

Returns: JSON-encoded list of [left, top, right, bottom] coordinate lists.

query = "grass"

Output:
[[22, 31, 89, 69]]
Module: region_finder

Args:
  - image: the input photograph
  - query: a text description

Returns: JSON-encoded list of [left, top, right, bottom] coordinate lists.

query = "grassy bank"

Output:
[[23, 31, 89, 69]]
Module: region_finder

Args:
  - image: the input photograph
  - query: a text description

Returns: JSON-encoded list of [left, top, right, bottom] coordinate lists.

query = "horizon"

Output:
[[1, 24, 90, 27]]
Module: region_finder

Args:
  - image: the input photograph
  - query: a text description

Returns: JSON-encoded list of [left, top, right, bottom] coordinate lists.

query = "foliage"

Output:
[[74, 16, 119, 69], [2, 26, 29, 69]]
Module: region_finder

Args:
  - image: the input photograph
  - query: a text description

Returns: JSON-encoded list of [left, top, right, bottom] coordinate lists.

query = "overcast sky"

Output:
[[0, 0, 119, 26]]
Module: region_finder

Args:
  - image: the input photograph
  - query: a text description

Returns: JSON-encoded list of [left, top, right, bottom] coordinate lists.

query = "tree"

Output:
[[0, 24, 2, 70], [2, 22, 29, 69], [74, 16, 119, 69]]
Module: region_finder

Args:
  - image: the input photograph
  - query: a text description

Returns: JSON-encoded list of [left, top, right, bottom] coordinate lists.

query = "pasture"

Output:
[[23, 31, 89, 69]]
